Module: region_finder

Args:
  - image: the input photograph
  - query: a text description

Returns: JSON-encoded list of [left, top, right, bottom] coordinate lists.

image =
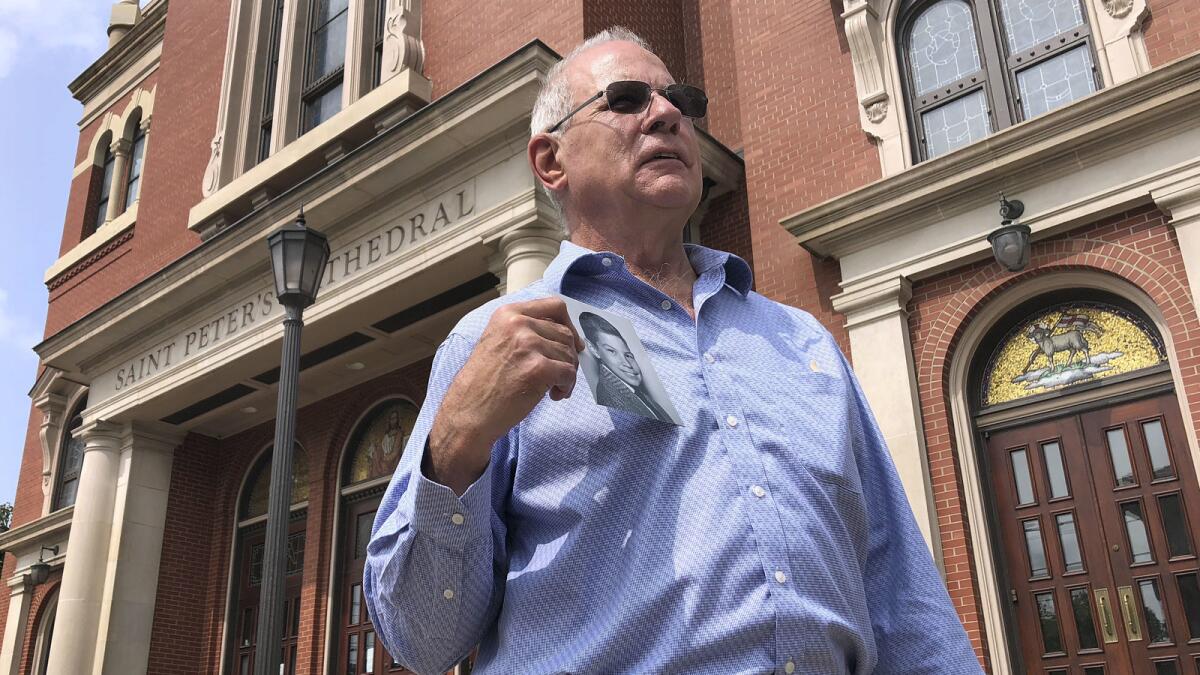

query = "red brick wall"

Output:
[[907, 206, 1200, 669], [17, 577, 60, 675], [726, 0, 878, 354], [583, 0, 692, 85], [1143, 0, 1200, 67], [148, 358, 432, 674]]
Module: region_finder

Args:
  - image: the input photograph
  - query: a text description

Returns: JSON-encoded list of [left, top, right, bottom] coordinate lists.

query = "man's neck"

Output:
[[570, 220, 698, 315]]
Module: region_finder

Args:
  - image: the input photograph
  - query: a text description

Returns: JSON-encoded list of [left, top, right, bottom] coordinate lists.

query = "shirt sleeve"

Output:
[[364, 333, 510, 674], [832, 340, 984, 674]]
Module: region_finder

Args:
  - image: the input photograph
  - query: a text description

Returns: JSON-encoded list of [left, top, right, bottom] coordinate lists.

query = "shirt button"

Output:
[[451, 513, 465, 526], [443, 588, 455, 600], [704, 353, 715, 364], [785, 660, 796, 674], [601, 257, 613, 267], [774, 570, 787, 584], [726, 415, 739, 428], [751, 485, 766, 498], [660, 299, 672, 311]]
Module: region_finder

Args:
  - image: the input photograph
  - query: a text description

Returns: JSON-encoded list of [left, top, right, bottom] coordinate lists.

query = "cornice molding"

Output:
[[0, 507, 73, 556], [783, 52, 1200, 259], [68, 0, 167, 105]]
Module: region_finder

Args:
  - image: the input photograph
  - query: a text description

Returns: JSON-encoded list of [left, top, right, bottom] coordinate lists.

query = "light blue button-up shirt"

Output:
[[365, 241, 981, 674]]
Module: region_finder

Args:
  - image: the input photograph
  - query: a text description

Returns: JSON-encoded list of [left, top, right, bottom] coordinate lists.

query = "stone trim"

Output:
[[68, 0, 166, 107], [44, 217, 135, 288], [839, 0, 1149, 176]]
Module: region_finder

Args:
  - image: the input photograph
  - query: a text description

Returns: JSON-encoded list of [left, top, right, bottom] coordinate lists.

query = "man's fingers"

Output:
[[519, 297, 584, 352], [526, 316, 580, 354]]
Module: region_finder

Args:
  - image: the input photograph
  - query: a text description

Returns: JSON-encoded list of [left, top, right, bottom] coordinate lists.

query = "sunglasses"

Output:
[[545, 81, 708, 133]]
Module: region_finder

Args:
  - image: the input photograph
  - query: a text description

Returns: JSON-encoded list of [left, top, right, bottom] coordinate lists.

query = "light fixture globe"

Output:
[[267, 208, 331, 308], [988, 222, 1031, 272]]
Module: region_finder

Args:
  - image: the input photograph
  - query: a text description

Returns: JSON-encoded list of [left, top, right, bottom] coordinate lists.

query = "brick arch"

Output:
[[906, 207, 1200, 669], [18, 577, 59, 675]]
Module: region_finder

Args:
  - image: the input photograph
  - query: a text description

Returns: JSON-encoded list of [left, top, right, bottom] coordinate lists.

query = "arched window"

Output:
[[899, 0, 1099, 161], [87, 135, 116, 237], [337, 399, 419, 674], [53, 400, 86, 511], [30, 589, 57, 675], [227, 443, 309, 675], [124, 113, 147, 210]]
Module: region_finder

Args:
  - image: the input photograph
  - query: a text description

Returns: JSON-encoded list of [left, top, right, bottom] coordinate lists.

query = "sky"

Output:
[[0, 0, 121, 507]]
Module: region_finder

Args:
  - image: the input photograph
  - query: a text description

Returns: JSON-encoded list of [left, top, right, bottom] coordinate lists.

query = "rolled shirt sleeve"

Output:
[[364, 333, 509, 674]]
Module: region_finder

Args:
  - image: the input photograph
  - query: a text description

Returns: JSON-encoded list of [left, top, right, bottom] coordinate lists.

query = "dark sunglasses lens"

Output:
[[606, 82, 652, 114], [667, 84, 708, 118]]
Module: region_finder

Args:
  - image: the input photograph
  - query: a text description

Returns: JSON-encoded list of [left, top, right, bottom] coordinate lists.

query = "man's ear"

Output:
[[528, 133, 568, 195]]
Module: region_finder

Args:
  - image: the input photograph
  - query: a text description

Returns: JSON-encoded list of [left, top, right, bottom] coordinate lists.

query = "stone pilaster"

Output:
[[0, 575, 33, 675]]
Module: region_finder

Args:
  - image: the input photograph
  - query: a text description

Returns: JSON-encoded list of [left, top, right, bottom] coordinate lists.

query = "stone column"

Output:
[[832, 275, 942, 562], [92, 423, 181, 675], [105, 138, 132, 224], [491, 225, 561, 293], [44, 421, 123, 675], [0, 575, 33, 675]]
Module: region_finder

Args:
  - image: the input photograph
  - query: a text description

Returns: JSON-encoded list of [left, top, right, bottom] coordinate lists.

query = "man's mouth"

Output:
[[643, 152, 684, 166]]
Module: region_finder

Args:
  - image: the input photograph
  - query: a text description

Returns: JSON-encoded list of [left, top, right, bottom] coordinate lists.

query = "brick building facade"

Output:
[[1, 0, 1198, 673]]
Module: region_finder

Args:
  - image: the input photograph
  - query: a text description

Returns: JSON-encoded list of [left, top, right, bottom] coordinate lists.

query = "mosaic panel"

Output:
[[346, 400, 419, 486], [983, 302, 1166, 406], [244, 443, 310, 519]]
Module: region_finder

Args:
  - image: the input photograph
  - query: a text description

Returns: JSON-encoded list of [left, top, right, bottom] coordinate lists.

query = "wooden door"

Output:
[[231, 516, 307, 675], [1081, 395, 1200, 675], [339, 495, 413, 674], [987, 393, 1200, 674]]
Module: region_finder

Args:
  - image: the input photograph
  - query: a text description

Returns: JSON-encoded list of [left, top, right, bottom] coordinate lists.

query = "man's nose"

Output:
[[642, 90, 682, 134]]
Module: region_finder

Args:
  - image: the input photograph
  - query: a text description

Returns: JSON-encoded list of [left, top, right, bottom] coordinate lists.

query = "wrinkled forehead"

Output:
[[565, 41, 675, 99]]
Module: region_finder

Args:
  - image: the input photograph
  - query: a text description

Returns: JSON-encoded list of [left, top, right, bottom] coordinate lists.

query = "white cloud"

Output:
[[0, 289, 42, 362], [0, 0, 109, 79]]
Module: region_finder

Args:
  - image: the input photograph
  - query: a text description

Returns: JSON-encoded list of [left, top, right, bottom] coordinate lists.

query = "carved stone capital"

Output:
[[382, 0, 425, 84], [1102, 0, 1134, 18], [109, 137, 133, 158], [863, 95, 889, 124]]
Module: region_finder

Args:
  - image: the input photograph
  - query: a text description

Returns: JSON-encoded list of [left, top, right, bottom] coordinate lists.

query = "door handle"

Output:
[[1095, 588, 1118, 644], [1117, 585, 1143, 642]]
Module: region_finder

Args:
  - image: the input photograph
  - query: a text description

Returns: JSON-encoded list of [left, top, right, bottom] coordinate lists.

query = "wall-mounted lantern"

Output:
[[987, 195, 1030, 272]]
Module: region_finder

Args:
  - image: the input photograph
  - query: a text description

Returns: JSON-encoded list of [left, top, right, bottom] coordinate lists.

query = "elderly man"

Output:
[[365, 28, 981, 675]]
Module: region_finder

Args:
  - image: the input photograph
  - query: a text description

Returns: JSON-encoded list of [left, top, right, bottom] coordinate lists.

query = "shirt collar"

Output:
[[543, 240, 753, 297]]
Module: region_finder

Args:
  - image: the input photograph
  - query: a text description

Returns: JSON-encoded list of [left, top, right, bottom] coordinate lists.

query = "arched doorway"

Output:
[[971, 290, 1200, 674], [226, 443, 309, 675], [334, 398, 419, 674]]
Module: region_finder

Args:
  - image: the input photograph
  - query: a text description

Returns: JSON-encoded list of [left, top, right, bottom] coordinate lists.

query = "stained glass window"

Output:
[[1016, 46, 1097, 118], [242, 443, 309, 520], [54, 402, 87, 511], [344, 400, 419, 486], [982, 302, 1166, 407], [907, 0, 982, 95], [921, 91, 992, 158], [998, 0, 1085, 53]]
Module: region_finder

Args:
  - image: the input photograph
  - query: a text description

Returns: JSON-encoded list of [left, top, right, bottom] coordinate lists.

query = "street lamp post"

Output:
[[255, 208, 330, 675]]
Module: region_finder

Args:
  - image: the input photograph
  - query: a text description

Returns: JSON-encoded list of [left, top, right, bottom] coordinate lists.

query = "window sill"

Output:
[[188, 68, 432, 239], [44, 203, 138, 285]]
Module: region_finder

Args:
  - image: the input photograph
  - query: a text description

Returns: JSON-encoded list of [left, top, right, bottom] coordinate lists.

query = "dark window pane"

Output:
[[1083, 666, 1105, 675], [1122, 501, 1154, 564], [1043, 441, 1069, 498], [365, 631, 376, 673], [286, 532, 306, 575], [907, 0, 983, 95], [1011, 448, 1035, 505], [347, 633, 359, 674], [1142, 420, 1175, 480], [1107, 428, 1136, 486], [1036, 591, 1064, 654], [1024, 519, 1049, 577], [288, 645, 297, 675], [356, 511, 375, 560], [1056, 512, 1084, 573], [1157, 493, 1194, 558], [241, 607, 254, 646], [290, 595, 300, 636], [1138, 579, 1171, 644], [997, 0, 1085, 52], [303, 82, 343, 132], [57, 478, 78, 509], [308, 8, 348, 82], [1154, 661, 1179, 675], [1175, 573, 1200, 640], [350, 583, 362, 624], [249, 543, 264, 586], [1070, 587, 1099, 650], [240, 654, 251, 675], [1048, 670, 1066, 675], [259, 123, 273, 163], [921, 90, 992, 158], [125, 126, 146, 209]]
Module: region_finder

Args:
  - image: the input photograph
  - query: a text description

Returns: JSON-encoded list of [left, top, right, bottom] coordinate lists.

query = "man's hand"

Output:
[[426, 297, 584, 494]]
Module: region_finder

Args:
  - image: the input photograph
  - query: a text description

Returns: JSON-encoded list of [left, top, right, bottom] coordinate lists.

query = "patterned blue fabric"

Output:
[[365, 241, 981, 675]]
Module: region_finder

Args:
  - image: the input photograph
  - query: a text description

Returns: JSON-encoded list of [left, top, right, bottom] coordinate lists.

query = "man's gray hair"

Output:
[[530, 27, 651, 233]]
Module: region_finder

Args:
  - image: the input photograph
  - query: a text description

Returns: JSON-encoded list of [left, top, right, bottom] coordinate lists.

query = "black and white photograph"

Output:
[[558, 295, 682, 425]]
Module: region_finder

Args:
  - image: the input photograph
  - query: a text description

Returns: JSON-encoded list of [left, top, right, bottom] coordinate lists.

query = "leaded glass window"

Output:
[[53, 403, 87, 511], [344, 399, 418, 486], [899, 0, 1101, 163], [301, 0, 349, 133]]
